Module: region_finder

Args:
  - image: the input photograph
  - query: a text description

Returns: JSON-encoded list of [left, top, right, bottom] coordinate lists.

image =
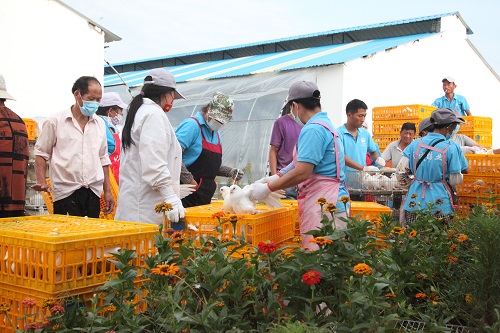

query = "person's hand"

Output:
[[102, 190, 115, 214], [31, 182, 51, 193], [375, 157, 386, 167], [255, 174, 281, 183], [249, 182, 272, 201], [461, 146, 476, 154], [164, 194, 185, 223], [230, 168, 244, 181]]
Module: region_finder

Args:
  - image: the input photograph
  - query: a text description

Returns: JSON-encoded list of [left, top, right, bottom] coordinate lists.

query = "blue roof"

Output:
[[104, 32, 436, 87]]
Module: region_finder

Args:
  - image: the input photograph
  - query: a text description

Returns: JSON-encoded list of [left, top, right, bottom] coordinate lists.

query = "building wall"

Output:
[[0, 0, 106, 119]]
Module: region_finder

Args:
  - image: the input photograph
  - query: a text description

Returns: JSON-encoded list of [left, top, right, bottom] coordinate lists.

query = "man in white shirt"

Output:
[[33, 76, 114, 218]]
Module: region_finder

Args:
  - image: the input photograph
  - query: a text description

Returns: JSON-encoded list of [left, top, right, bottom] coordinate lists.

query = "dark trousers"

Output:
[[0, 210, 26, 218], [53, 187, 100, 218]]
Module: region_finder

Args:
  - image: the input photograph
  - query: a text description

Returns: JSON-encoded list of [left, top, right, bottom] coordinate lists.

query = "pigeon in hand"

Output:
[[229, 184, 257, 215], [220, 186, 235, 213]]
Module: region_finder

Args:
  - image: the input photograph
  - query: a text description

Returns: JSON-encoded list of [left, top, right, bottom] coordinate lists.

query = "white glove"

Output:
[[230, 168, 244, 181], [375, 157, 386, 167], [363, 166, 379, 172], [461, 146, 476, 154], [486, 149, 494, 154], [255, 174, 281, 183], [164, 194, 185, 223], [249, 182, 272, 201]]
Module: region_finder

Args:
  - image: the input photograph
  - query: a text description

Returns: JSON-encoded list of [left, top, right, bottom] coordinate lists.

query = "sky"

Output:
[[60, 0, 500, 75]]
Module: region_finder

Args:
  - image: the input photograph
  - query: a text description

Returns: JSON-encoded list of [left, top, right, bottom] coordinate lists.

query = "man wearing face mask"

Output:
[[33, 76, 114, 218], [97, 92, 127, 184], [175, 92, 244, 207], [249, 81, 348, 250], [396, 108, 469, 224]]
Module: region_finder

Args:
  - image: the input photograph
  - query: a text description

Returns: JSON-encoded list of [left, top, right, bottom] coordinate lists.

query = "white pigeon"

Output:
[[243, 183, 284, 209], [229, 184, 257, 215], [385, 173, 400, 191], [220, 186, 235, 213]]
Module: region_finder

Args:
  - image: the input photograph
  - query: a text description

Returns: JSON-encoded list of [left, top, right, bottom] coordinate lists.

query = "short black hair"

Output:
[[71, 76, 101, 95], [401, 122, 416, 132], [346, 99, 368, 115]]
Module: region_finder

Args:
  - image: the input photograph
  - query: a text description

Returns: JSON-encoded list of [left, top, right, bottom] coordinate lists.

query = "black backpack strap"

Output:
[[415, 139, 444, 170]]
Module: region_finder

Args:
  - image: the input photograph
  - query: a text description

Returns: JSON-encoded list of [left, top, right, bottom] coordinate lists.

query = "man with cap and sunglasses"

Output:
[[250, 81, 348, 250], [116, 68, 185, 225], [175, 92, 244, 207], [432, 77, 471, 116], [396, 108, 469, 224], [33, 76, 114, 218], [0, 74, 29, 217]]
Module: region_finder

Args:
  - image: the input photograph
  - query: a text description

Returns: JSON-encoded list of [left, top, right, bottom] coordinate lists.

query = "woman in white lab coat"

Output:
[[115, 68, 185, 225]]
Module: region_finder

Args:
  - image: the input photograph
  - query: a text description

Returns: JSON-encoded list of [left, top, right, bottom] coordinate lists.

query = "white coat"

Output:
[[115, 98, 182, 225]]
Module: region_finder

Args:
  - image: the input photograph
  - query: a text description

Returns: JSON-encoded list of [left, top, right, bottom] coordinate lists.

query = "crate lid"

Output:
[[0, 215, 159, 242]]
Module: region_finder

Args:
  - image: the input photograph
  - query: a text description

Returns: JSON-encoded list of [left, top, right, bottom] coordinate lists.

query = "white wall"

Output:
[[0, 0, 106, 119], [340, 26, 500, 147]]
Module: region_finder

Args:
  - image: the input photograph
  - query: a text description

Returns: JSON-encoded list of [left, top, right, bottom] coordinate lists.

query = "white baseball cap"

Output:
[[144, 68, 185, 100], [0, 74, 15, 100], [100, 92, 127, 109]]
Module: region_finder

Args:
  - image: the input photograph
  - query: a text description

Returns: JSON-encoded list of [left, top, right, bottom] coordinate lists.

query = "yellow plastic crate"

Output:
[[184, 201, 295, 245], [461, 131, 492, 149], [22, 118, 38, 141], [279, 200, 300, 236], [41, 171, 119, 219], [373, 134, 401, 151], [372, 104, 436, 120], [459, 116, 492, 133], [0, 215, 157, 294], [349, 201, 392, 220], [372, 120, 406, 135], [455, 175, 500, 197], [464, 154, 500, 176]]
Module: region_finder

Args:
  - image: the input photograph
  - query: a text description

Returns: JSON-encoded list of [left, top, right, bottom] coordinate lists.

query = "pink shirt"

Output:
[[35, 109, 111, 201]]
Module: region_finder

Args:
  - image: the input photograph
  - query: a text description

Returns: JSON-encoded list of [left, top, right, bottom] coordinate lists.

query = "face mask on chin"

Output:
[[110, 114, 122, 125], [78, 92, 99, 116], [162, 93, 173, 112], [452, 124, 460, 135], [291, 103, 305, 127]]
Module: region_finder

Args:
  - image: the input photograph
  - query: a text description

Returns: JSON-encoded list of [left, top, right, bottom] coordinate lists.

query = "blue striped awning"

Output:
[[104, 32, 436, 87]]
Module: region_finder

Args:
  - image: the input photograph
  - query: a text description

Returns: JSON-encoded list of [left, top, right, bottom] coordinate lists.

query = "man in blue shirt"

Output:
[[432, 77, 471, 116]]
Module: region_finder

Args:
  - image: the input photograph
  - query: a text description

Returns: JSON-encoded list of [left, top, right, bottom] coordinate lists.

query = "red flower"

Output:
[[302, 270, 322, 286], [257, 241, 278, 254]]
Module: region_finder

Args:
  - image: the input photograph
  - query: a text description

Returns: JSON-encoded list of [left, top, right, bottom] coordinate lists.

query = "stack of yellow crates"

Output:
[[371, 104, 436, 152], [0, 216, 157, 331], [458, 116, 492, 148]]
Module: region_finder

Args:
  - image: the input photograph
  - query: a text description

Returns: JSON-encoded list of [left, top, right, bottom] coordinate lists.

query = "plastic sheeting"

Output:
[[112, 68, 318, 185]]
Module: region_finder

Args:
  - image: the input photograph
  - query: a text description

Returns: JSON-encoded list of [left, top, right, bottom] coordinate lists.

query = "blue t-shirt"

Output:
[[337, 124, 378, 170], [432, 94, 470, 117], [99, 116, 116, 155], [175, 112, 221, 167], [297, 112, 348, 212], [403, 132, 468, 215]]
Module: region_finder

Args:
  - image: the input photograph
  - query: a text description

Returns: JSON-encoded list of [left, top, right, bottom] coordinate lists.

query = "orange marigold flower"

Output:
[[449, 244, 457, 252], [257, 241, 278, 254], [417, 273, 425, 279], [325, 202, 339, 213], [465, 294, 471, 304], [242, 286, 257, 297], [309, 236, 333, 245], [408, 201, 417, 208], [409, 230, 417, 238], [339, 196, 350, 204], [385, 292, 396, 298], [487, 208, 494, 213], [457, 234, 468, 243], [104, 305, 116, 313], [181, 299, 187, 305], [293, 236, 302, 244], [391, 227, 406, 235], [155, 202, 173, 213], [447, 255, 458, 263], [0, 302, 11, 314], [211, 211, 225, 219], [411, 193, 418, 199], [485, 202, 493, 207], [415, 293, 427, 299], [219, 280, 230, 292], [151, 263, 180, 277], [216, 302, 224, 307], [448, 230, 457, 240], [366, 229, 376, 237], [302, 270, 322, 286], [473, 184, 483, 192], [428, 293, 439, 301], [435, 198, 444, 205], [316, 197, 327, 205], [353, 263, 372, 276]]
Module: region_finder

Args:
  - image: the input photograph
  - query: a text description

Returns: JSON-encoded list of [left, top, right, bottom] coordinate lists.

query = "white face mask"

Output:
[[291, 103, 304, 127], [207, 119, 223, 131]]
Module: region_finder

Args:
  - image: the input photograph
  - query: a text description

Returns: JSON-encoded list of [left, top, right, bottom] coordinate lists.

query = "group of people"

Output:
[[0, 69, 483, 252]]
